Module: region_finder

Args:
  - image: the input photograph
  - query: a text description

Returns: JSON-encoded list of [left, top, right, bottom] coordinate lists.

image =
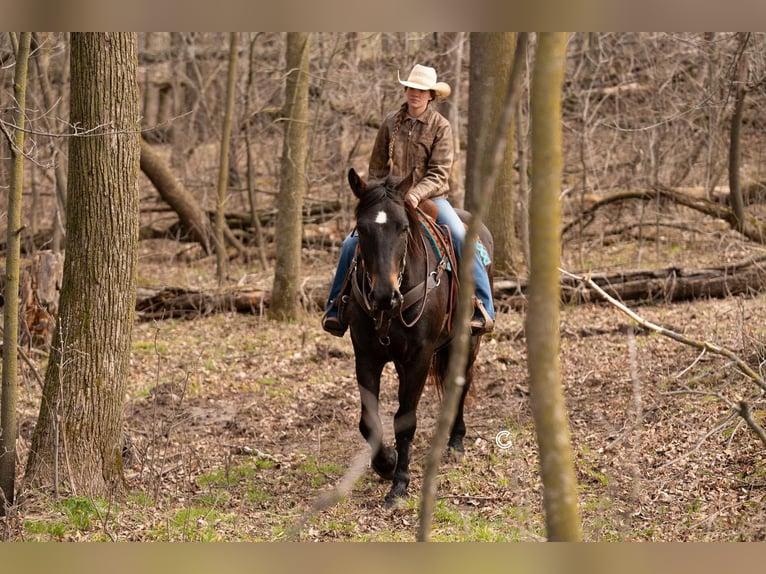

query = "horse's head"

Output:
[[348, 168, 415, 312]]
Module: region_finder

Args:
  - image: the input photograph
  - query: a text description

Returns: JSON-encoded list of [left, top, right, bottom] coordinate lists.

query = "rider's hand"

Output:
[[405, 193, 419, 210]]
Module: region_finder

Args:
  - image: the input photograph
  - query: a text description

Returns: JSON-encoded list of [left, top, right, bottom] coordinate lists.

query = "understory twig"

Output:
[[286, 445, 371, 541], [656, 412, 740, 469]]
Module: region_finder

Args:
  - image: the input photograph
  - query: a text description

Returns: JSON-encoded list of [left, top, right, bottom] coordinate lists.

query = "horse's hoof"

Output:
[[383, 488, 408, 510], [447, 437, 465, 462], [446, 447, 465, 464], [371, 446, 397, 481]]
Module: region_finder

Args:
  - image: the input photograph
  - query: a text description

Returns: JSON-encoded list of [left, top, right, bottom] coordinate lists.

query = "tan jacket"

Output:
[[367, 104, 454, 203]]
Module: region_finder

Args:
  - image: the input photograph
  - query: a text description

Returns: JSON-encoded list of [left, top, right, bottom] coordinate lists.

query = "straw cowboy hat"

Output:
[[397, 64, 451, 98]]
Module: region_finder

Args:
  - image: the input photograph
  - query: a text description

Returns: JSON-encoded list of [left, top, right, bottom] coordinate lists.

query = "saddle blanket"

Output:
[[420, 218, 491, 270]]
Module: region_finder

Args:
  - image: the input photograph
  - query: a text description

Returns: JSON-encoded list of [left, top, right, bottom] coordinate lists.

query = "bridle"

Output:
[[351, 209, 449, 345]]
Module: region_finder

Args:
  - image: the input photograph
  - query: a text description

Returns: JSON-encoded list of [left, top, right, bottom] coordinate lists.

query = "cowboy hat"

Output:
[[397, 64, 451, 98]]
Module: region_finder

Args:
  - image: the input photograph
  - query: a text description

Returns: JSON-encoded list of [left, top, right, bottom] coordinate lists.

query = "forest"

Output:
[[2, 32, 766, 542]]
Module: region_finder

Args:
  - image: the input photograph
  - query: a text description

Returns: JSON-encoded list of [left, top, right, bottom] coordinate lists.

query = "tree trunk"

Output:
[[139, 137, 214, 255], [436, 32, 464, 204], [703, 32, 721, 200], [476, 33, 522, 275], [19, 250, 64, 348], [527, 32, 583, 542], [244, 33, 269, 271], [1, 31, 31, 515], [270, 32, 310, 320], [516, 68, 531, 270], [24, 33, 141, 498], [465, 33, 494, 214], [728, 33, 749, 232], [215, 32, 240, 284]]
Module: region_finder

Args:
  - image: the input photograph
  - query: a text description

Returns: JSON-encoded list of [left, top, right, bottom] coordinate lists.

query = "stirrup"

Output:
[[470, 297, 494, 335], [322, 312, 347, 337]]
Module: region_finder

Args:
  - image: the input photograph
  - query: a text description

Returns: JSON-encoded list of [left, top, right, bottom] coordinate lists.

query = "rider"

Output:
[[322, 63, 495, 337]]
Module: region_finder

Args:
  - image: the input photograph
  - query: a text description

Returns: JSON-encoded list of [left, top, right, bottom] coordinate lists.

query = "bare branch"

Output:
[[737, 400, 766, 446], [656, 411, 739, 470], [564, 267, 766, 457], [561, 268, 766, 394], [286, 444, 371, 541]]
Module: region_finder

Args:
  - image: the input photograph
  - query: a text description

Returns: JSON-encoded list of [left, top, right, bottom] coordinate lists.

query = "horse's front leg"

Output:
[[356, 358, 397, 481], [385, 360, 430, 508]]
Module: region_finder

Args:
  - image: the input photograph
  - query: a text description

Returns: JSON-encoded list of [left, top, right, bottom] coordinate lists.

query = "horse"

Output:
[[343, 167, 493, 507]]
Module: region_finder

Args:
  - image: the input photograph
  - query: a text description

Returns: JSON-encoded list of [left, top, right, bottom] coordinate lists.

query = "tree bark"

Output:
[[244, 33, 269, 270], [474, 32, 526, 274], [436, 32, 464, 203], [24, 33, 141, 498], [19, 250, 64, 348]]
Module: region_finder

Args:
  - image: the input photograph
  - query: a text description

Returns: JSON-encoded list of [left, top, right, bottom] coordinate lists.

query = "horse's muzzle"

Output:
[[370, 287, 402, 312]]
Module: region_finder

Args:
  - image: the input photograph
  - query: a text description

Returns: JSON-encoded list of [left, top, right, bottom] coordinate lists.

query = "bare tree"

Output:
[[214, 32, 240, 284], [1, 31, 31, 515], [435, 32, 465, 203], [24, 33, 141, 497], [270, 33, 310, 320], [527, 32, 582, 542], [139, 137, 214, 254], [466, 33, 522, 275], [243, 32, 269, 270], [728, 32, 750, 232], [31, 32, 68, 253]]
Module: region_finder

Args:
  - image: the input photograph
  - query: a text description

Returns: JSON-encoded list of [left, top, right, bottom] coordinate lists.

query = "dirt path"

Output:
[[72, 290, 760, 541]]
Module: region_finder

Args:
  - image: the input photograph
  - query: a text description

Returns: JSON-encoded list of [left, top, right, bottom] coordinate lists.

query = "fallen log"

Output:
[[495, 253, 766, 311], [135, 286, 271, 320], [7, 255, 766, 323], [133, 253, 766, 320]]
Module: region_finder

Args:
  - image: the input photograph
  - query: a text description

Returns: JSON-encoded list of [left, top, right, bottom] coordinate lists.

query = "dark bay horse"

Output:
[[344, 168, 493, 507]]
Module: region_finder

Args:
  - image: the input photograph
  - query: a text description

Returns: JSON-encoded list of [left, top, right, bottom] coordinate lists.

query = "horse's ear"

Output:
[[348, 168, 365, 199]]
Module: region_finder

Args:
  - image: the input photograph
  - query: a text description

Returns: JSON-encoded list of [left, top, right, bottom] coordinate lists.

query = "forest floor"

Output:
[[6, 201, 766, 542]]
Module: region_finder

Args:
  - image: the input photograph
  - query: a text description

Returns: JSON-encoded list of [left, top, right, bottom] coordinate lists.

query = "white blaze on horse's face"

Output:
[[375, 210, 388, 225]]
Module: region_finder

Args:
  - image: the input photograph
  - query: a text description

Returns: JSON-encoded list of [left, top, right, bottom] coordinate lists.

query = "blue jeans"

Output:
[[325, 199, 495, 321], [432, 198, 495, 321], [325, 230, 359, 313]]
